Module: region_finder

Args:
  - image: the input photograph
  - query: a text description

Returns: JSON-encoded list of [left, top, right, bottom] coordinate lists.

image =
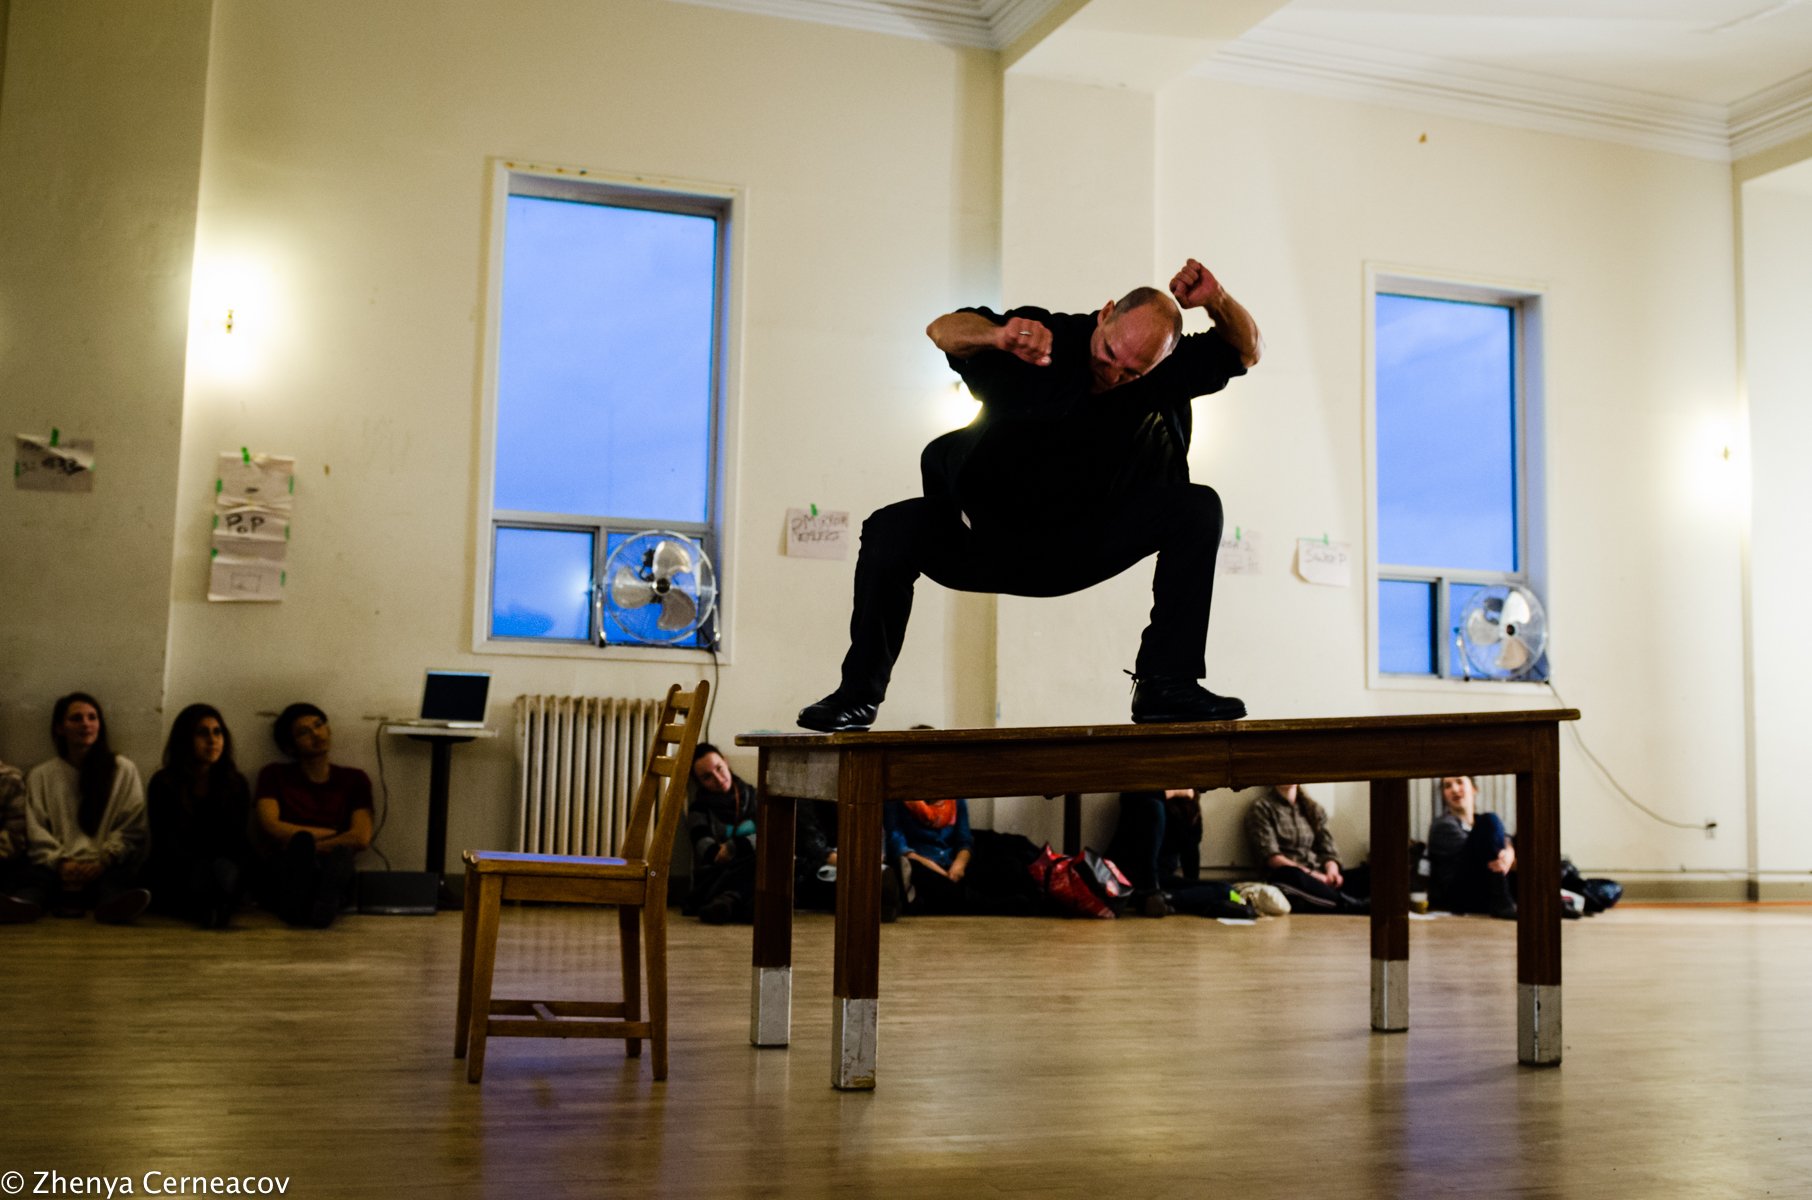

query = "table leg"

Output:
[[1517, 726, 1563, 1066], [1062, 793, 1082, 856], [427, 740, 457, 908], [750, 761, 795, 1048], [1369, 778, 1410, 1032], [832, 751, 883, 1090]]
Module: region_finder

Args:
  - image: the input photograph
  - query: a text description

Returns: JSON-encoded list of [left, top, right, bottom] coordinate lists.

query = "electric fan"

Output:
[[1455, 583, 1547, 681], [599, 531, 717, 646]]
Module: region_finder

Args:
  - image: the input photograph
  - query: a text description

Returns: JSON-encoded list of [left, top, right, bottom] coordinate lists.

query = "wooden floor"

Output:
[[6, 902, 1811, 1198]]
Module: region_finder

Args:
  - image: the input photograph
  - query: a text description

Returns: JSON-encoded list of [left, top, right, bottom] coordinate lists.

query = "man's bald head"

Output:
[[1089, 286, 1183, 393]]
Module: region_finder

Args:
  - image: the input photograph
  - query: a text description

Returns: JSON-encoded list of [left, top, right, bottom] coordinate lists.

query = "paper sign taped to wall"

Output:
[[213, 504, 288, 549], [217, 451, 295, 509], [786, 508, 850, 560], [1295, 538, 1352, 587], [208, 554, 285, 602], [15, 434, 95, 493], [1217, 529, 1262, 576]]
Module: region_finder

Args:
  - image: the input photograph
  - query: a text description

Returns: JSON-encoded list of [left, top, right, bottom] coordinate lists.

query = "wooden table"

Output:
[[736, 709, 1579, 1090]]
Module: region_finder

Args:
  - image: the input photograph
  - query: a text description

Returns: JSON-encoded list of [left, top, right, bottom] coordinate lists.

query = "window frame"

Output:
[[1363, 265, 1549, 692], [470, 160, 742, 662]]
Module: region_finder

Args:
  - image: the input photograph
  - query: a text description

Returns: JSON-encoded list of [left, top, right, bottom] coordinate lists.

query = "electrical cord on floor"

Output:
[[1545, 682, 1714, 833], [368, 721, 394, 869]]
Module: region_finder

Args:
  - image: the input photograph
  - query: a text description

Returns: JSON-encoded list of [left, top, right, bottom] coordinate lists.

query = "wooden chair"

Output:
[[454, 680, 708, 1082]]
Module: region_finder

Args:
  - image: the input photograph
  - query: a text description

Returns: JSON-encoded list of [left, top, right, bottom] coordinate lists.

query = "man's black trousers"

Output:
[[836, 482, 1225, 703]]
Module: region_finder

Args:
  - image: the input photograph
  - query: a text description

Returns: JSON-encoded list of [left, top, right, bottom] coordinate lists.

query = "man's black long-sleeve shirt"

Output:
[[922, 305, 1247, 524]]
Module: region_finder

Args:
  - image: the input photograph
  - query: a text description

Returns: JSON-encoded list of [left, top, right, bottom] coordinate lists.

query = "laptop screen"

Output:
[[420, 670, 491, 722]]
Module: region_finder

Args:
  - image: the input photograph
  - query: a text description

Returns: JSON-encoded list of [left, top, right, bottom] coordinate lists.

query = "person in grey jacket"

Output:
[[20, 692, 152, 923]]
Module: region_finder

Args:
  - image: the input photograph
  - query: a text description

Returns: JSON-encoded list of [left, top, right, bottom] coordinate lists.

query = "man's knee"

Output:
[[1158, 483, 1223, 538]]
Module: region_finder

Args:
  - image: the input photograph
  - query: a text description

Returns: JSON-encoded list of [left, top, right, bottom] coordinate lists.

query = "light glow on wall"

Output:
[[186, 244, 286, 389]]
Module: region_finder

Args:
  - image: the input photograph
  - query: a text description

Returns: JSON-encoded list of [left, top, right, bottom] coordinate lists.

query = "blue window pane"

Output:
[[492, 527, 594, 640], [495, 195, 716, 522], [1376, 294, 1517, 571], [1446, 582, 1486, 678], [1379, 579, 1436, 675]]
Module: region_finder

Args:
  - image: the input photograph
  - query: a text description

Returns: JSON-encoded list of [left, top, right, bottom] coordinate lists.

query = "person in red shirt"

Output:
[[254, 703, 372, 928]]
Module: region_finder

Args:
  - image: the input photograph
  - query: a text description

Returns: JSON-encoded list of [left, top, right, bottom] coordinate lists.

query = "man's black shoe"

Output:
[[797, 692, 879, 733], [1129, 677, 1246, 724]]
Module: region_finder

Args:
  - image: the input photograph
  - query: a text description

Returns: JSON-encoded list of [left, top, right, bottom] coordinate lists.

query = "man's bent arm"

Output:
[[928, 310, 1052, 366], [1204, 288, 1262, 369]]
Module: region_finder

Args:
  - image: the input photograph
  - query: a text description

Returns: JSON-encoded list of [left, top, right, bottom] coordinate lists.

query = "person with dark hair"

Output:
[[1427, 775, 1517, 920], [1244, 783, 1369, 915], [0, 754, 39, 922], [797, 259, 1262, 733], [253, 703, 371, 928], [20, 692, 151, 923], [146, 704, 255, 929], [682, 742, 759, 925]]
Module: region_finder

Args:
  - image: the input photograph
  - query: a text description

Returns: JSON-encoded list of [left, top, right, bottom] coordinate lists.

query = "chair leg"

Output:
[[454, 861, 479, 1059], [465, 874, 504, 1084], [645, 894, 669, 1080], [619, 902, 642, 1059]]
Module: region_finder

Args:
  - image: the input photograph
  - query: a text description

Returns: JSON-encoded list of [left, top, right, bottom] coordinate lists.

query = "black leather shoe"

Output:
[[1129, 677, 1246, 724], [797, 692, 879, 733]]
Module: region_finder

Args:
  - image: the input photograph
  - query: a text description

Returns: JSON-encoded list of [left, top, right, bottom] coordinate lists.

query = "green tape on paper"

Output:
[[50, 428, 59, 447], [241, 446, 251, 464], [810, 503, 818, 517], [288, 475, 294, 494], [215, 478, 222, 494], [210, 547, 218, 559], [212, 515, 219, 530], [280, 571, 287, 587]]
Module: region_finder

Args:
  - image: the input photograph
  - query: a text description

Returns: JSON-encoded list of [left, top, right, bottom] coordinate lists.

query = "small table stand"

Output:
[[380, 724, 498, 909]]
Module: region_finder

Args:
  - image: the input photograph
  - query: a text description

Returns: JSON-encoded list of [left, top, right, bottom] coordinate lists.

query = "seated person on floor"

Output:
[[146, 703, 255, 930], [19, 692, 152, 924], [684, 743, 760, 925], [1109, 788, 1257, 919], [886, 797, 1039, 917], [1427, 775, 1516, 919], [1243, 783, 1369, 914], [0, 753, 33, 923], [793, 798, 842, 914], [253, 703, 372, 929]]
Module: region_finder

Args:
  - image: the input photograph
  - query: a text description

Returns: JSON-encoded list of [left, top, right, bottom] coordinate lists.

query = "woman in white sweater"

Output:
[[20, 692, 152, 923]]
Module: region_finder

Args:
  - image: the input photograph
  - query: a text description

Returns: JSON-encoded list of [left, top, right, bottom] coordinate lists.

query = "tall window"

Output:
[[481, 168, 729, 651], [1372, 280, 1543, 680]]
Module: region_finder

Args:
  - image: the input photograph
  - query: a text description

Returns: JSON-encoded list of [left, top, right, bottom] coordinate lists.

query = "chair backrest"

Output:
[[618, 681, 709, 881]]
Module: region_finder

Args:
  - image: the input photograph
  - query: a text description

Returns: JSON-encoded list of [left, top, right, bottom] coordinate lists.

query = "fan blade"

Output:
[[1496, 635, 1531, 672], [1500, 590, 1533, 625], [650, 539, 694, 581], [611, 566, 660, 610], [656, 587, 697, 632], [1465, 607, 1505, 646]]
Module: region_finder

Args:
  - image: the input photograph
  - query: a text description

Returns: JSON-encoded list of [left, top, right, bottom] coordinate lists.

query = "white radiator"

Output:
[[514, 694, 663, 856], [1409, 774, 1514, 842]]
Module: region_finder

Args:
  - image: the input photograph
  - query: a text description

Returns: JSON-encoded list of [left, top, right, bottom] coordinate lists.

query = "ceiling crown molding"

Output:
[[1198, 29, 1735, 162], [1729, 69, 1812, 161], [666, 0, 1062, 51]]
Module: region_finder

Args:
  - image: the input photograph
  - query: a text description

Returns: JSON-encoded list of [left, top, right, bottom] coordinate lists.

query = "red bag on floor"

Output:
[[1027, 844, 1116, 919]]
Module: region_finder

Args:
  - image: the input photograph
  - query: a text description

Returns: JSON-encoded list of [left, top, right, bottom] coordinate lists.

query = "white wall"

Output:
[[1, 0, 1781, 884], [1741, 168, 1812, 890], [989, 71, 1749, 874], [5, 0, 1000, 869], [0, 0, 212, 767]]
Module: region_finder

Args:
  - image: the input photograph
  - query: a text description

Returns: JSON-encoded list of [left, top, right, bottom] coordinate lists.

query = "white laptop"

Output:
[[391, 669, 491, 730]]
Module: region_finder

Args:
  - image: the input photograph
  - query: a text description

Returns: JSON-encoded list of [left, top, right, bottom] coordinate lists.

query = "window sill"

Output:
[[1368, 674, 1552, 699], [471, 637, 730, 667]]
